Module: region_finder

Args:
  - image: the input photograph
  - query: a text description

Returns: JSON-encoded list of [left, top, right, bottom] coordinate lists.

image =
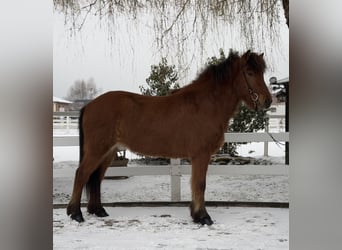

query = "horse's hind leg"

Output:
[[86, 152, 115, 217], [67, 155, 101, 222], [190, 154, 213, 225]]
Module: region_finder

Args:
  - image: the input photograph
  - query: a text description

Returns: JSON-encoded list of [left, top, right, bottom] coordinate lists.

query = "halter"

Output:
[[242, 70, 259, 110], [242, 70, 283, 147]]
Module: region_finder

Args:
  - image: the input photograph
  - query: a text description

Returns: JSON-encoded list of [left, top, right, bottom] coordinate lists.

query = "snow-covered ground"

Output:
[[54, 161, 288, 204], [54, 206, 288, 250], [53, 138, 288, 249]]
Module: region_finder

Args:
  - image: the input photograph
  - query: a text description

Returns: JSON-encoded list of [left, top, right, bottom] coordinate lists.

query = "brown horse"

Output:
[[67, 50, 272, 225]]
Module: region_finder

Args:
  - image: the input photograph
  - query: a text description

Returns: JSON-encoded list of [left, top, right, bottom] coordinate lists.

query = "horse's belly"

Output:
[[122, 134, 188, 158], [120, 129, 221, 159]]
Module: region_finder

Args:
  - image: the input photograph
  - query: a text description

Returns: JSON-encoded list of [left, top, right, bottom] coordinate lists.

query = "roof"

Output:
[[53, 96, 72, 104], [277, 77, 289, 84]]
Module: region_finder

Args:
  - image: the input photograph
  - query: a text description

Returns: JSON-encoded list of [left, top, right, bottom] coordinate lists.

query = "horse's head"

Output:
[[236, 50, 272, 111]]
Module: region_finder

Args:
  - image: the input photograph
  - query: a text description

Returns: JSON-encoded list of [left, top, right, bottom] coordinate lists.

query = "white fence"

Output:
[[53, 113, 286, 133], [53, 112, 289, 202], [53, 111, 79, 131], [53, 111, 286, 156]]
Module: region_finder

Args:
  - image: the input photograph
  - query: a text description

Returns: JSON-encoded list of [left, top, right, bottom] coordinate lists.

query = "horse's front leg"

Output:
[[190, 154, 213, 225]]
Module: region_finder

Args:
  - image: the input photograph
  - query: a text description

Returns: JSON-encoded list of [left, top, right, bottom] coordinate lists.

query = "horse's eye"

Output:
[[247, 71, 254, 76]]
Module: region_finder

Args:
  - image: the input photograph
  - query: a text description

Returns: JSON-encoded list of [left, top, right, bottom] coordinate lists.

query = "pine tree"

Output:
[[139, 58, 180, 96]]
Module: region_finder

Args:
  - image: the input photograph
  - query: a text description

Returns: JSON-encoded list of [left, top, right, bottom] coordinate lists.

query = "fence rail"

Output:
[[53, 132, 289, 147], [53, 112, 289, 202], [53, 112, 286, 134]]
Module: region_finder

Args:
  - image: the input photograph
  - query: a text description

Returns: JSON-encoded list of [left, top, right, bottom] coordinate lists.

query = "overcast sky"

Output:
[[53, 11, 289, 99]]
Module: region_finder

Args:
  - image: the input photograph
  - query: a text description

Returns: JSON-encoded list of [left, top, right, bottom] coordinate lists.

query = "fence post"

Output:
[[66, 116, 70, 133], [264, 120, 269, 157], [170, 158, 181, 202]]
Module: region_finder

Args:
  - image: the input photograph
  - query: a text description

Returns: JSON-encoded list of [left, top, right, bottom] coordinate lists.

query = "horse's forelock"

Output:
[[246, 52, 267, 73]]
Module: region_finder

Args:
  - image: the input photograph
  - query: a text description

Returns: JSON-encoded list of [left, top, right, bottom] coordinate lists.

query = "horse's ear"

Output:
[[259, 53, 264, 57], [241, 50, 251, 64], [244, 50, 251, 58]]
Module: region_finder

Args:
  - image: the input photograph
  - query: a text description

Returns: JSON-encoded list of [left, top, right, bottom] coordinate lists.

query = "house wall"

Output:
[[53, 102, 69, 112]]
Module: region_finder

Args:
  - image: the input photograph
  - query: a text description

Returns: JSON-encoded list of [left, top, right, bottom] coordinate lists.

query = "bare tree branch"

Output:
[[54, 0, 287, 76], [163, 0, 190, 35], [78, 0, 98, 31]]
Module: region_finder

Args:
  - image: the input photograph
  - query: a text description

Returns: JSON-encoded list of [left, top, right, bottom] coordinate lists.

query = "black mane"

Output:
[[196, 50, 266, 85], [197, 50, 240, 85]]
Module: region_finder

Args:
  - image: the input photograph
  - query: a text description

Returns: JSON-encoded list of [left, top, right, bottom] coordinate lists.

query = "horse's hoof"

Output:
[[70, 213, 85, 223], [94, 208, 109, 217], [200, 217, 213, 226]]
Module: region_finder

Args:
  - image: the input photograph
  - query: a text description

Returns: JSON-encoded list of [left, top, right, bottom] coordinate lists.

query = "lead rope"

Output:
[[266, 130, 286, 148]]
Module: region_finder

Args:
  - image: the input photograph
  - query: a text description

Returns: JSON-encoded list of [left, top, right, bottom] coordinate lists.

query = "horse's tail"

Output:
[[79, 105, 102, 202], [79, 106, 85, 163]]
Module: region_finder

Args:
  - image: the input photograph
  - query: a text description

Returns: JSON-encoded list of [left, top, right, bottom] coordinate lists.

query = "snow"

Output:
[[53, 96, 72, 104], [54, 163, 288, 204], [54, 207, 288, 250], [53, 132, 288, 249]]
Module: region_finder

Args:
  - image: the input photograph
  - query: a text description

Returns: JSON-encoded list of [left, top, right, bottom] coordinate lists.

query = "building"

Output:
[[53, 96, 72, 112], [270, 77, 288, 103]]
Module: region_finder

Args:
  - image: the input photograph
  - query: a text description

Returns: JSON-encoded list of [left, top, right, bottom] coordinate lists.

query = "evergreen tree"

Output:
[[139, 58, 180, 96]]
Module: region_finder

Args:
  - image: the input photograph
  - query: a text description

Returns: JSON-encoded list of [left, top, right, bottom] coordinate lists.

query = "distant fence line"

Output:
[[53, 111, 289, 202]]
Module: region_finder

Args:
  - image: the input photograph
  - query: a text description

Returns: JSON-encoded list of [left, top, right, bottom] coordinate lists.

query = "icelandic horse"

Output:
[[67, 50, 272, 225]]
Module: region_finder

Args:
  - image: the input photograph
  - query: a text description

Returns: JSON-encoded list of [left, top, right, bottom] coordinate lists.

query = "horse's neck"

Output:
[[179, 76, 240, 115], [188, 79, 240, 123], [217, 85, 240, 122]]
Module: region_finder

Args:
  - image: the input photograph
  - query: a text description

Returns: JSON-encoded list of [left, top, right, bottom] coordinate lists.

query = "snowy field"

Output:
[[54, 162, 288, 204], [53, 128, 288, 249], [54, 206, 288, 250]]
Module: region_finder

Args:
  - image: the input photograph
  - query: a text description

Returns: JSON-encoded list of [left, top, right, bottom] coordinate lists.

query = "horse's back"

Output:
[[83, 90, 178, 134]]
